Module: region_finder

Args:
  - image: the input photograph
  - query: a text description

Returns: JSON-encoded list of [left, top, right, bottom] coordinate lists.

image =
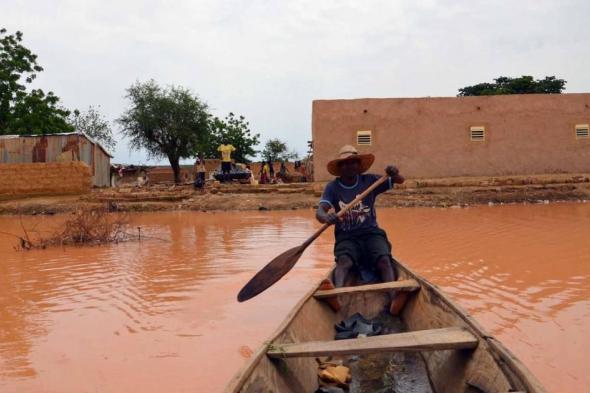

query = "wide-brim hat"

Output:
[[327, 145, 375, 176]]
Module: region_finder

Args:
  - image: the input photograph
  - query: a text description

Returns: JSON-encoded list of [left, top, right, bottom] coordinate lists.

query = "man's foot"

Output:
[[318, 278, 341, 312], [389, 291, 409, 316]]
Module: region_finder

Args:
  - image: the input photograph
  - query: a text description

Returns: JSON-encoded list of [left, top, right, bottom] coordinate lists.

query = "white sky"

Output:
[[4, 0, 590, 164]]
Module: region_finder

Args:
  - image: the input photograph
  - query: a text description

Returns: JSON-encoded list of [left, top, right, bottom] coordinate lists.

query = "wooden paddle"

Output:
[[237, 174, 389, 302]]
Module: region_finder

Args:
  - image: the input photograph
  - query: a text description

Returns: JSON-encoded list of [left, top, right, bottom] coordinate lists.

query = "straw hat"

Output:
[[327, 145, 375, 176]]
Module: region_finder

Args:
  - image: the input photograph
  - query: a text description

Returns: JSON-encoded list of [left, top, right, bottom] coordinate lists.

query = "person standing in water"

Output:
[[316, 145, 405, 313]]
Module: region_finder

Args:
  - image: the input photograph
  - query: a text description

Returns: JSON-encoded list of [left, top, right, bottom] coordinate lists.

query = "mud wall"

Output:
[[0, 134, 111, 187], [0, 162, 92, 197], [312, 93, 590, 181]]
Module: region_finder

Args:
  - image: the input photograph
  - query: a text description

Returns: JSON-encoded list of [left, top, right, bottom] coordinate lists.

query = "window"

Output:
[[470, 126, 485, 141], [356, 130, 372, 145], [575, 124, 589, 139]]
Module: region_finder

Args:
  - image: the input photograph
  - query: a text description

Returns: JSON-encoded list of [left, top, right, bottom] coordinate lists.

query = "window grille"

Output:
[[356, 130, 372, 145], [575, 124, 589, 139], [470, 126, 485, 141]]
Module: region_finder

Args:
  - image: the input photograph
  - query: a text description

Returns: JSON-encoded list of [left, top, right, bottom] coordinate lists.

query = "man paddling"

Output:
[[316, 145, 405, 311]]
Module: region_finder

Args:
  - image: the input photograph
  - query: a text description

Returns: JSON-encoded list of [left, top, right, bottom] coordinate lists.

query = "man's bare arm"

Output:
[[316, 202, 339, 224]]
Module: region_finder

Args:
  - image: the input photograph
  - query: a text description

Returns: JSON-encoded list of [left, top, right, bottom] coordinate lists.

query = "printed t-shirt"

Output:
[[218, 144, 236, 162], [319, 174, 392, 235]]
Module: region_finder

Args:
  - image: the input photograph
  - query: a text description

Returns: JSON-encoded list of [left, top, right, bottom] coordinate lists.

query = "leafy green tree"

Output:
[[118, 80, 210, 183], [458, 76, 566, 96], [69, 106, 116, 152], [0, 28, 72, 134], [205, 112, 260, 163], [261, 138, 298, 162]]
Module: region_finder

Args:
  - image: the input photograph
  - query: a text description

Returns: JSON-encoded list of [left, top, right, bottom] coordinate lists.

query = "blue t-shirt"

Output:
[[320, 174, 393, 235]]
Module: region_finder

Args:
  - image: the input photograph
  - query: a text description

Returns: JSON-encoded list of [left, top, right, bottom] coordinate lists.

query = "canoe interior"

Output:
[[226, 260, 546, 393]]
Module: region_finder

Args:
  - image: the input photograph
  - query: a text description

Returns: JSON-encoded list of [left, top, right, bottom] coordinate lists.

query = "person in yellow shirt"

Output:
[[217, 140, 236, 182], [259, 161, 270, 184]]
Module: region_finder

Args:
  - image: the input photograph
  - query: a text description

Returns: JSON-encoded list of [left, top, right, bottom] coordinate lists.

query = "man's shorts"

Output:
[[334, 227, 392, 269], [221, 161, 232, 173]]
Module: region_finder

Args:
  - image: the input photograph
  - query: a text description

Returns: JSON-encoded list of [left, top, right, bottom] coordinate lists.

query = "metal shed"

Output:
[[0, 132, 112, 187]]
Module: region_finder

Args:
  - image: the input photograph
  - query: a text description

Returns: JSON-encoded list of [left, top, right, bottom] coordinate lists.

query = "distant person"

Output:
[[259, 161, 270, 184], [217, 140, 236, 183], [278, 161, 289, 182], [194, 154, 206, 190], [316, 145, 405, 314], [246, 164, 257, 185]]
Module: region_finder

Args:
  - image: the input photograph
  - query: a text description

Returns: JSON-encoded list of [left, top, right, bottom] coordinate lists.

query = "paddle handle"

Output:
[[301, 174, 389, 248]]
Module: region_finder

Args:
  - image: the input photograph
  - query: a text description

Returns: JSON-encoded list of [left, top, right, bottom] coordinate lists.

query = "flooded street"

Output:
[[1, 203, 589, 392]]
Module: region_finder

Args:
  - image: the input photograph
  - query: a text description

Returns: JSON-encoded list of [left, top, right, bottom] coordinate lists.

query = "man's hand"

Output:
[[386, 165, 405, 184], [385, 165, 399, 177], [316, 205, 341, 225], [324, 211, 340, 225]]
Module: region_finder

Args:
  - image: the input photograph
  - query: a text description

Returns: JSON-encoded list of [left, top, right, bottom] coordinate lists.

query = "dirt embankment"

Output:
[[1, 174, 589, 216]]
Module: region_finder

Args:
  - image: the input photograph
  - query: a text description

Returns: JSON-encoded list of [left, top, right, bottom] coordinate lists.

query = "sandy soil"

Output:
[[1, 174, 589, 215]]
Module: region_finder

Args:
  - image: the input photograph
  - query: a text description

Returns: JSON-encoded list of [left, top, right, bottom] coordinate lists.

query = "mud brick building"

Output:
[[312, 94, 590, 181], [0, 132, 111, 187]]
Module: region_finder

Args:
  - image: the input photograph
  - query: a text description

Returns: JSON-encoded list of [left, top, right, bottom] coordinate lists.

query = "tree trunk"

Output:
[[169, 156, 181, 184]]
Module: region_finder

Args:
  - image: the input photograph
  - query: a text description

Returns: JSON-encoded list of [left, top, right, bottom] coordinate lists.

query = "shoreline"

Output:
[[1, 174, 589, 216]]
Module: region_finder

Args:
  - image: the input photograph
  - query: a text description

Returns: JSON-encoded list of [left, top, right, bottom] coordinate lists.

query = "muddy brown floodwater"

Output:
[[0, 203, 589, 393]]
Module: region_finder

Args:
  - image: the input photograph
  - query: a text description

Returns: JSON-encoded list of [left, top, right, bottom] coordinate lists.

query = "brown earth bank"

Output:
[[1, 174, 589, 216]]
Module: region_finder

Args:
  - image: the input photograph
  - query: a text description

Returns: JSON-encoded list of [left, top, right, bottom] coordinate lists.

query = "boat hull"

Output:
[[225, 260, 546, 393]]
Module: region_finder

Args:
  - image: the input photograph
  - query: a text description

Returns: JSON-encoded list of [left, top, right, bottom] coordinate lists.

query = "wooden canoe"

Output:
[[225, 259, 547, 393]]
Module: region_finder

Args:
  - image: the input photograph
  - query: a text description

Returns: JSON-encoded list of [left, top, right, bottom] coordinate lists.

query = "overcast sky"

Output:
[[4, 0, 590, 164]]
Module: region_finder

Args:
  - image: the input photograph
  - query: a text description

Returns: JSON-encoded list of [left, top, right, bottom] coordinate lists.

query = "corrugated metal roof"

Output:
[[0, 131, 113, 157]]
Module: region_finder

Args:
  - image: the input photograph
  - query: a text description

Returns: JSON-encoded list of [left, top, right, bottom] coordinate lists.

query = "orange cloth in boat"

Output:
[[318, 365, 351, 385]]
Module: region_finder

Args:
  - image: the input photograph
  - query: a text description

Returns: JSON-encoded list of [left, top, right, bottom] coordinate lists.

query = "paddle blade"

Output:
[[237, 245, 305, 302]]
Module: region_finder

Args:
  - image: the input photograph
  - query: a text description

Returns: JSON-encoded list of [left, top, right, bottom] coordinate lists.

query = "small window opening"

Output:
[[575, 124, 589, 139], [357, 130, 372, 145], [470, 126, 485, 141]]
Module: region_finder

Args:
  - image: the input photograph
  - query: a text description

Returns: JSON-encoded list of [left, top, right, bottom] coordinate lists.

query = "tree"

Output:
[[0, 28, 72, 134], [68, 106, 116, 152], [458, 76, 566, 96], [205, 112, 260, 163], [118, 80, 210, 183], [261, 138, 298, 162]]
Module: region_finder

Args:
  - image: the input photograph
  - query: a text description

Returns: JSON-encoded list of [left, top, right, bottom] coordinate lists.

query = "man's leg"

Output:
[[364, 230, 408, 314], [334, 255, 353, 288], [376, 256, 409, 315], [222, 162, 229, 182], [364, 230, 394, 284], [375, 255, 395, 301], [376, 255, 396, 283]]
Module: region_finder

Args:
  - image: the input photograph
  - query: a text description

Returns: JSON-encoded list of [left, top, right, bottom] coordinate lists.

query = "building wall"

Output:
[[147, 165, 196, 183], [0, 162, 92, 197], [94, 145, 111, 187], [0, 134, 111, 187], [312, 94, 590, 181]]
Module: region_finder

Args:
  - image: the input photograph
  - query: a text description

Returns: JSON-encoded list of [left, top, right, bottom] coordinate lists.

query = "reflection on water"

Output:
[[0, 203, 589, 392]]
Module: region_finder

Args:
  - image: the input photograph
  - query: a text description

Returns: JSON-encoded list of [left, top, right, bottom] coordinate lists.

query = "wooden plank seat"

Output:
[[267, 327, 478, 358], [313, 279, 420, 299]]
